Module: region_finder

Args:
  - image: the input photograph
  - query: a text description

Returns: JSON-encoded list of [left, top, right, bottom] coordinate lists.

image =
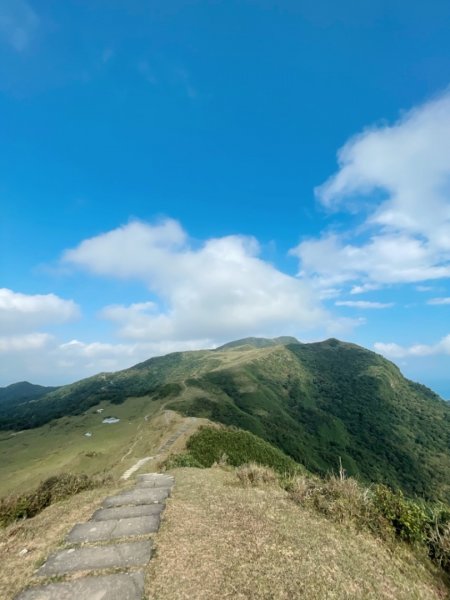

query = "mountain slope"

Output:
[[1, 337, 450, 501], [168, 339, 450, 500], [0, 382, 58, 407]]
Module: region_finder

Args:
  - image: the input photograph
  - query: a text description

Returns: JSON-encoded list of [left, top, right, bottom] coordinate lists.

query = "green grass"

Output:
[[0, 395, 164, 495]]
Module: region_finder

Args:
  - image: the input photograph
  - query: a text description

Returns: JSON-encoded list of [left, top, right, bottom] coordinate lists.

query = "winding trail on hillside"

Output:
[[121, 416, 197, 480]]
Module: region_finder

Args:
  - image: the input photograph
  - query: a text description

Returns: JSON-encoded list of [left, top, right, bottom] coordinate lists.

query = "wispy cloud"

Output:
[[428, 297, 450, 305], [416, 285, 433, 292], [137, 60, 158, 85], [375, 335, 450, 358], [137, 59, 200, 100], [336, 300, 394, 309], [0, 0, 39, 52]]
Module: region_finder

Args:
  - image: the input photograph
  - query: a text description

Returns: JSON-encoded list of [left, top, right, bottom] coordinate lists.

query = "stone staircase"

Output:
[[15, 473, 174, 600]]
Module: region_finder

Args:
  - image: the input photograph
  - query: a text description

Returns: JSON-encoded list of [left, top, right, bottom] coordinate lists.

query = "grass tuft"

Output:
[[236, 462, 279, 487]]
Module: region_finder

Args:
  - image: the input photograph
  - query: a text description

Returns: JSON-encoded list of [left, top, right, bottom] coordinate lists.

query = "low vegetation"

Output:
[[0, 473, 111, 527], [164, 426, 301, 474]]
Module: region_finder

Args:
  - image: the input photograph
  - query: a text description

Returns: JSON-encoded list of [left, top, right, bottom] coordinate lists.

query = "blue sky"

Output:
[[1, 1, 450, 397]]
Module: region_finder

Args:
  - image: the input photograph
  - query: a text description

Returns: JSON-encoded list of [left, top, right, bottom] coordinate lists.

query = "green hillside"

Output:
[[0, 382, 58, 407], [1, 337, 450, 502], [169, 339, 450, 501]]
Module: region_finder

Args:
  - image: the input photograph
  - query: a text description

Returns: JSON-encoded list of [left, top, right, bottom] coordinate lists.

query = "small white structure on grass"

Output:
[[102, 417, 120, 424], [84, 432, 92, 437]]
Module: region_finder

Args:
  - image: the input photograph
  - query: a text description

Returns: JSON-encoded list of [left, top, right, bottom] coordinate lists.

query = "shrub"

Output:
[[164, 452, 204, 469], [185, 426, 302, 475], [0, 473, 110, 527], [372, 484, 428, 544], [425, 506, 450, 572]]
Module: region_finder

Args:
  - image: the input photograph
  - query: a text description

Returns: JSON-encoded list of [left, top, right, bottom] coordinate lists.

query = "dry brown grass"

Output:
[[287, 473, 390, 537], [0, 482, 117, 600], [146, 467, 449, 600], [235, 462, 280, 487]]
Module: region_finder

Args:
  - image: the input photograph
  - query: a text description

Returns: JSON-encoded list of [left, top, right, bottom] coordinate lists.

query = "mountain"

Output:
[[0, 381, 58, 407], [1, 337, 450, 502]]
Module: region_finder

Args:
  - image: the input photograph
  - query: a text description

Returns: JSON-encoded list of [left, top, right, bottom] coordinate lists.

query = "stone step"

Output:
[[37, 540, 152, 577], [92, 503, 164, 522], [103, 488, 169, 508], [16, 571, 144, 600], [137, 472, 174, 481], [66, 515, 160, 544], [136, 479, 173, 489]]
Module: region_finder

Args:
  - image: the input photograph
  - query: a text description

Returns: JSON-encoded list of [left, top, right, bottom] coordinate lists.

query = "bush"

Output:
[[164, 452, 204, 469], [425, 506, 450, 571], [372, 484, 428, 544], [0, 473, 110, 527], [185, 426, 302, 475]]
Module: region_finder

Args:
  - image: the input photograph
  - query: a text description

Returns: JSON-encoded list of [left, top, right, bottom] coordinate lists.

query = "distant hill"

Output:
[[1, 337, 450, 501], [0, 381, 58, 407]]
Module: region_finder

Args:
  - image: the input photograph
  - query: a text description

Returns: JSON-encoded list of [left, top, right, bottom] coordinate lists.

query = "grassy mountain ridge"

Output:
[[1, 337, 450, 501]]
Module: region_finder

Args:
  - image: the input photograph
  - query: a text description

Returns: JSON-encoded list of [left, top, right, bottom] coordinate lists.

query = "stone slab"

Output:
[[138, 473, 174, 483], [136, 479, 173, 489], [103, 488, 169, 508], [37, 540, 152, 576], [66, 515, 160, 543], [92, 503, 164, 522], [16, 572, 144, 600]]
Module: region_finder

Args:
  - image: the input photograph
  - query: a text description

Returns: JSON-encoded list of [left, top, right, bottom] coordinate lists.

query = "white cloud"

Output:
[[0, 332, 52, 352], [0, 288, 80, 334], [416, 285, 433, 292], [350, 283, 381, 295], [292, 233, 450, 288], [317, 92, 450, 244], [428, 297, 450, 305], [335, 300, 394, 309], [58, 337, 211, 369], [375, 335, 450, 359], [0, 0, 39, 51], [292, 91, 450, 289], [0, 290, 80, 384], [63, 219, 329, 343]]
